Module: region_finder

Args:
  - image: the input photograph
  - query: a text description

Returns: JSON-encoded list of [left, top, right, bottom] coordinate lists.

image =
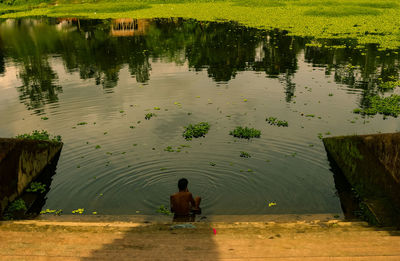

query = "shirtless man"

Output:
[[170, 178, 201, 221]]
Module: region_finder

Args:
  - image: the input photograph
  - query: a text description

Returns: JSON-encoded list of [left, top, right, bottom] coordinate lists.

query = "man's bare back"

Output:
[[170, 178, 201, 221]]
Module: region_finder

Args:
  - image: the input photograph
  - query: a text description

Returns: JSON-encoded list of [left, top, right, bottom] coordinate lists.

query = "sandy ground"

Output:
[[0, 217, 399, 260]]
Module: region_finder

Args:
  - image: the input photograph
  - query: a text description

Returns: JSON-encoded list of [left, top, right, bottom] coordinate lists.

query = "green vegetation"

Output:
[[1, 0, 400, 49], [77, 122, 87, 125], [240, 151, 251, 158], [164, 146, 174, 152], [16, 130, 62, 142], [164, 144, 191, 152], [3, 199, 27, 220], [156, 205, 171, 215], [229, 126, 261, 139], [266, 117, 288, 127], [353, 94, 400, 117], [72, 208, 84, 214], [26, 181, 46, 193], [40, 209, 63, 215], [183, 122, 210, 140], [145, 112, 156, 120], [378, 80, 400, 90]]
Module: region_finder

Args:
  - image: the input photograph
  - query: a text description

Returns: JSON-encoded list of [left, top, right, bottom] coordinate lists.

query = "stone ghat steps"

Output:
[[0, 218, 399, 260]]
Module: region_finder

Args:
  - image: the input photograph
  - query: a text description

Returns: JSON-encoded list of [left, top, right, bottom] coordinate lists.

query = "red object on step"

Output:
[[213, 228, 217, 235]]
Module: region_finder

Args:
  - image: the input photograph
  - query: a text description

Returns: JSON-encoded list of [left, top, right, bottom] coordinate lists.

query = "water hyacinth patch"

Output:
[[183, 122, 210, 140], [240, 151, 251, 158], [229, 126, 261, 139], [72, 208, 84, 214], [157, 205, 172, 215], [378, 80, 400, 90], [266, 117, 288, 127], [353, 94, 400, 117], [40, 209, 63, 215], [145, 112, 156, 120]]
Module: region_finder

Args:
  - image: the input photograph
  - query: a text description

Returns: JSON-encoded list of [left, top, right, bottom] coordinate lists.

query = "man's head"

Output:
[[178, 178, 188, 191]]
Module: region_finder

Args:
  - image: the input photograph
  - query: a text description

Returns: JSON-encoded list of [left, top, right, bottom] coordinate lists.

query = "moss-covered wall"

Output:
[[323, 133, 400, 226], [0, 138, 63, 217]]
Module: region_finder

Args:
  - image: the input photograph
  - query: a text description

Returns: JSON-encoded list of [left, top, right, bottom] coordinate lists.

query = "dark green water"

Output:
[[0, 18, 399, 215]]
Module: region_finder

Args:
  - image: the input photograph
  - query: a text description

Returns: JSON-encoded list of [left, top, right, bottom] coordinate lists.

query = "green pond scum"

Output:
[[1, 0, 400, 49]]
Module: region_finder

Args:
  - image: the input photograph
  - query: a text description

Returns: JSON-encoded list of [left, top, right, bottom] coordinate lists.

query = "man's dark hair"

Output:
[[178, 178, 188, 191]]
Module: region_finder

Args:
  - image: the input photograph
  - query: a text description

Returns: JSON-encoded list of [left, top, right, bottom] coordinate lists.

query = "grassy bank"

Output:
[[1, 0, 400, 49]]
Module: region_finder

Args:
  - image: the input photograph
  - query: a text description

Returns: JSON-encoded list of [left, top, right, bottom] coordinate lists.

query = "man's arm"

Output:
[[189, 193, 196, 208], [170, 195, 175, 213]]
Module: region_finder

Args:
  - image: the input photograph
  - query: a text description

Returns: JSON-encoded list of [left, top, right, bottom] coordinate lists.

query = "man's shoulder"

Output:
[[171, 191, 192, 197]]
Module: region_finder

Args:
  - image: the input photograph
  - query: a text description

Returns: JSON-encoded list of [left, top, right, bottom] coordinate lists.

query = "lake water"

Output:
[[0, 18, 399, 216]]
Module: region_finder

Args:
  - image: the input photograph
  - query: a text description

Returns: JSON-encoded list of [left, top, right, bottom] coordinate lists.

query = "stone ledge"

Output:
[[0, 138, 63, 217]]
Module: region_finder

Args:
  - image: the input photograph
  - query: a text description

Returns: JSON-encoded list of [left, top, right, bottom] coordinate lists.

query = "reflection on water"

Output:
[[0, 18, 399, 216], [0, 18, 398, 113]]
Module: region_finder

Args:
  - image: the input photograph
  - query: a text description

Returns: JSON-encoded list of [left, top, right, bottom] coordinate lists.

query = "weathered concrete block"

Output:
[[0, 138, 63, 217], [323, 133, 400, 226]]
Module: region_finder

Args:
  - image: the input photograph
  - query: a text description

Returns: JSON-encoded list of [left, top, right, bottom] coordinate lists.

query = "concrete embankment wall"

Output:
[[0, 138, 63, 217], [323, 132, 400, 226]]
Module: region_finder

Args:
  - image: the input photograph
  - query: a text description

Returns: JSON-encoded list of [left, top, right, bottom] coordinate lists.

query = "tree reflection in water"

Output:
[[0, 18, 399, 113]]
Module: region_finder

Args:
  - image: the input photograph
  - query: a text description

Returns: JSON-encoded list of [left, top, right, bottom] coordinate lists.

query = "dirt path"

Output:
[[0, 219, 399, 260]]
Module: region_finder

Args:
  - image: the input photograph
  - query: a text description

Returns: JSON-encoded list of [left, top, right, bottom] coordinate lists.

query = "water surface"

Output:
[[0, 18, 399, 215]]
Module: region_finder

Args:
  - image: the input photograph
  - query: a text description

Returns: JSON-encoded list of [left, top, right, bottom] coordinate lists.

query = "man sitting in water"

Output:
[[170, 178, 201, 222]]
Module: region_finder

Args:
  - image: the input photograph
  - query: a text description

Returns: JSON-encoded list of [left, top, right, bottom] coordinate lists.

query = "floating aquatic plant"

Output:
[[72, 208, 84, 214], [240, 151, 251, 158], [156, 205, 171, 215], [378, 80, 400, 90], [164, 146, 174, 152], [266, 117, 288, 127], [145, 112, 156, 120], [40, 209, 62, 215], [41, 117, 49, 120], [77, 122, 87, 125], [229, 126, 261, 139], [353, 94, 400, 117], [183, 122, 210, 140]]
